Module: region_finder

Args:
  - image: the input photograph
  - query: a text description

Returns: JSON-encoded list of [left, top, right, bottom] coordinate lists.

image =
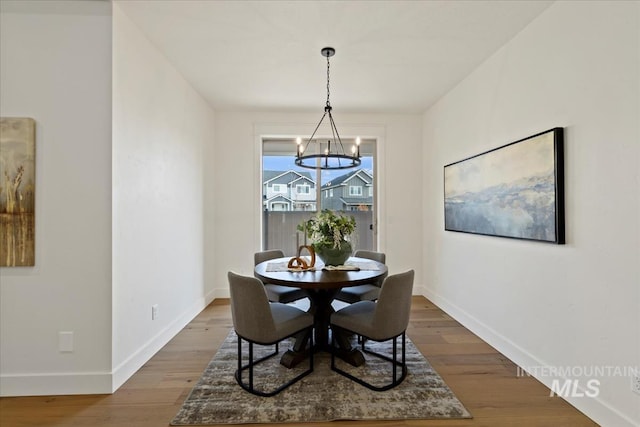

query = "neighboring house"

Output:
[[263, 170, 316, 211], [321, 169, 373, 211]]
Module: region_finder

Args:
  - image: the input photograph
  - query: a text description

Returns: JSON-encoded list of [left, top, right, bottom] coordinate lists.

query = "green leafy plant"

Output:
[[297, 209, 356, 250]]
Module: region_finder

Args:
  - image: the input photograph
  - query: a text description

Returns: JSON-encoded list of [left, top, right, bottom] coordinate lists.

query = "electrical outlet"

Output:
[[632, 374, 640, 395], [151, 304, 159, 320], [58, 331, 73, 352]]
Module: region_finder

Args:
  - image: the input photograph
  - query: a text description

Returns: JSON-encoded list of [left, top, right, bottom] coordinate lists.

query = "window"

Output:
[[349, 186, 363, 196], [270, 202, 289, 211], [296, 184, 310, 195], [262, 137, 376, 255]]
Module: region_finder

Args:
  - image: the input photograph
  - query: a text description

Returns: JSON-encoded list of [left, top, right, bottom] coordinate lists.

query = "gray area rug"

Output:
[[172, 330, 472, 425]]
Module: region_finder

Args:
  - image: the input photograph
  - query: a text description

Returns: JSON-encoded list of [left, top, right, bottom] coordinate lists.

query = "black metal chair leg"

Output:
[[235, 328, 314, 397], [331, 328, 408, 392]]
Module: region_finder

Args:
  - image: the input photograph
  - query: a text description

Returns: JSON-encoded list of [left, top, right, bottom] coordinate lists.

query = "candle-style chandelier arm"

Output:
[[297, 110, 328, 157], [327, 109, 348, 168]]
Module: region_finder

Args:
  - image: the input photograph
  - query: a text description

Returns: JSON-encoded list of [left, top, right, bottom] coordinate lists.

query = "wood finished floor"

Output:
[[0, 296, 599, 427]]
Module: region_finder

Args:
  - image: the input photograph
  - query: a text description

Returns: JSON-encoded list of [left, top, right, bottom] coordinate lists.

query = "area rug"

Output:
[[171, 330, 471, 425]]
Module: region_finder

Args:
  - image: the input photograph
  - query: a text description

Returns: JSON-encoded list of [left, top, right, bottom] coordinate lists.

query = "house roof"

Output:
[[340, 197, 373, 206], [264, 194, 293, 204], [289, 175, 314, 186], [322, 169, 373, 189], [263, 170, 313, 184]]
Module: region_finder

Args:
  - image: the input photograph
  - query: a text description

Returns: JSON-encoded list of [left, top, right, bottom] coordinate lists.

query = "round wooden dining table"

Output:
[[254, 256, 388, 368]]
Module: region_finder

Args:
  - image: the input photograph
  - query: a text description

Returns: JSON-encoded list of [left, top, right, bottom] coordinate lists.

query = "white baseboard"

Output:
[[111, 291, 215, 391], [0, 371, 112, 397], [1, 289, 218, 397], [421, 287, 638, 427], [212, 287, 230, 299]]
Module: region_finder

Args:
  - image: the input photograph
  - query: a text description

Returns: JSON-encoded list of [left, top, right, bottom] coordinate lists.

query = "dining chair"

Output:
[[228, 271, 314, 396], [254, 249, 306, 304], [330, 269, 414, 391], [334, 250, 386, 304]]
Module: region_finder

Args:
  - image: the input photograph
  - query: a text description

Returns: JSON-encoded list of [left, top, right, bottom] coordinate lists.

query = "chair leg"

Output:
[[235, 329, 314, 397], [248, 341, 254, 390], [331, 328, 408, 392], [237, 337, 242, 389], [330, 330, 336, 370], [392, 336, 396, 384]]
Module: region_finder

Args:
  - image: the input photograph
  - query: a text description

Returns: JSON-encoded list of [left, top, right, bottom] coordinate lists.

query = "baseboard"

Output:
[[203, 287, 217, 305], [1, 289, 218, 397], [421, 286, 638, 427], [414, 284, 429, 299], [0, 371, 112, 397], [212, 287, 230, 299], [111, 291, 216, 391]]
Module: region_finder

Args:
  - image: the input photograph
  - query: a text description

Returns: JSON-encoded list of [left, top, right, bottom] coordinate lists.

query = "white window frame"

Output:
[[296, 184, 311, 195], [272, 183, 285, 193], [270, 202, 289, 211], [349, 185, 363, 196]]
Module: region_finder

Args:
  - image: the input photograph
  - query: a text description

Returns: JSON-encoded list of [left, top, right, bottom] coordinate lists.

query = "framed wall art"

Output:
[[1, 117, 36, 266], [444, 127, 564, 244]]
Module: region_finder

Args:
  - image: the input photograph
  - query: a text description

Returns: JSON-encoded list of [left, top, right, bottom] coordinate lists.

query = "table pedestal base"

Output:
[[280, 348, 311, 369], [280, 341, 365, 368], [279, 333, 365, 368], [279, 289, 365, 368], [331, 346, 366, 366]]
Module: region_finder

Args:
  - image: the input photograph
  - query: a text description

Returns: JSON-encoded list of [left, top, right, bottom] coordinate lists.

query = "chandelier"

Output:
[[295, 47, 361, 170]]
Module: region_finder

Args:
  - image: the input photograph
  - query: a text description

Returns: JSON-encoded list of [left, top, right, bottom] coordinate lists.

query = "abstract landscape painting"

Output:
[[444, 128, 564, 244], [1, 117, 36, 266]]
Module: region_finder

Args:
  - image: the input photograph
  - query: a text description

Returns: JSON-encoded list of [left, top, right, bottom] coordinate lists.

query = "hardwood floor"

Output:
[[0, 296, 598, 427]]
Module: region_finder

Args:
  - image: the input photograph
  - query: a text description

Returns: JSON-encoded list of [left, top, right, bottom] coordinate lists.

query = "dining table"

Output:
[[254, 256, 388, 368]]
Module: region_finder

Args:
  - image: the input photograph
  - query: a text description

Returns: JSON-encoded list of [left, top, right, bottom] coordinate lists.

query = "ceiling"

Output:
[[116, 1, 552, 114]]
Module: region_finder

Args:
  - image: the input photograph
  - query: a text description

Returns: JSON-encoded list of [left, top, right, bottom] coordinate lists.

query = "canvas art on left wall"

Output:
[[0, 117, 36, 266]]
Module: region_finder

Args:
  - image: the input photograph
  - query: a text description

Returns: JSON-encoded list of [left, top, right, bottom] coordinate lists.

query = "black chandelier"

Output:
[[295, 47, 361, 170]]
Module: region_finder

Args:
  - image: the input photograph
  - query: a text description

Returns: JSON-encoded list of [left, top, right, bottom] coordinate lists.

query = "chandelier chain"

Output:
[[326, 54, 331, 108]]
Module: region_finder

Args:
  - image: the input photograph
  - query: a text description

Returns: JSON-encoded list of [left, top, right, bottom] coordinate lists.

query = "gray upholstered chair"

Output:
[[254, 250, 306, 304], [334, 250, 386, 304], [330, 269, 414, 391], [228, 271, 314, 396]]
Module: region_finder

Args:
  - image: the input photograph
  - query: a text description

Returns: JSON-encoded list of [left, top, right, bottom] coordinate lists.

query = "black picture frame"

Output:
[[444, 128, 565, 244]]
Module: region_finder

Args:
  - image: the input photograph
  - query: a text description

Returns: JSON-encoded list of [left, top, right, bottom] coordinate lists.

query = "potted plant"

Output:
[[297, 209, 356, 266]]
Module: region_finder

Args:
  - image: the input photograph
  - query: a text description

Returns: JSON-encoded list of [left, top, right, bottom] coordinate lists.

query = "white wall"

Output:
[[209, 112, 423, 297], [112, 4, 215, 390], [0, 1, 216, 396], [422, 2, 639, 426], [0, 2, 113, 395]]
